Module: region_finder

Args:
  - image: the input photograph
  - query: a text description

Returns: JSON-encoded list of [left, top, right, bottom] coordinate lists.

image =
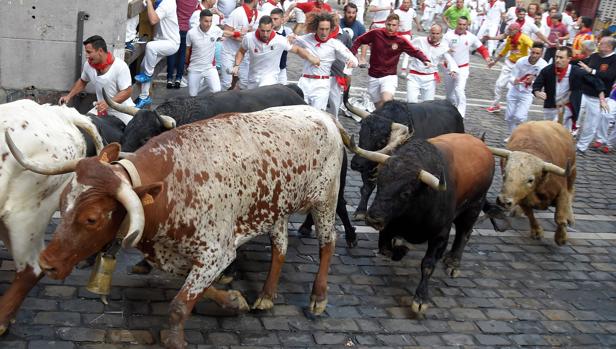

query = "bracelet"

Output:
[[233, 31, 241, 38]]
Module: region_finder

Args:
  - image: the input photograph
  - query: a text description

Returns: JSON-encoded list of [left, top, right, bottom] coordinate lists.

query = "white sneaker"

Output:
[[179, 77, 188, 88]]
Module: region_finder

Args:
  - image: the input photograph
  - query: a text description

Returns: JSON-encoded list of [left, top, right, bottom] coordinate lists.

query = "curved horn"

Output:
[[418, 169, 444, 191], [377, 122, 412, 155], [488, 146, 512, 159], [157, 114, 176, 129], [115, 182, 146, 248], [102, 89, 139, 116], [335, 119, 389, 163], [5, 130, 78, 175], [542, 161, 568, 177], [342, 82, 370, 119], [72, 117, 104, 154]]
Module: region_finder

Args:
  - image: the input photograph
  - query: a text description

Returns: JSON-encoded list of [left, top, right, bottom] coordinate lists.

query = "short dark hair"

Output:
[[83, 35, 107, 52], [344, 3, 357, 11], [557, 46, 573, 58], [259, 15, 273, 26], [532, 42, 544, 50], [516, 7, 526, 14], [458, 15, 469, 22], [270, 8, 284, 16], [386, 13, 400, 22], [200, 9, 213, 18], [551, 13, 562, 21], [580, 16, 593, 29]]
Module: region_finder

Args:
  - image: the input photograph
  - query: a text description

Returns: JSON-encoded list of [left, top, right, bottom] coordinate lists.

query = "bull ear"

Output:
[[98, 143, 121, 163], [133, 182, 164, 206]]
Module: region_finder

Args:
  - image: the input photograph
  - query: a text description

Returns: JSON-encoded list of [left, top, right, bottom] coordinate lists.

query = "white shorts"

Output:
[[367, 75, 398, 103]]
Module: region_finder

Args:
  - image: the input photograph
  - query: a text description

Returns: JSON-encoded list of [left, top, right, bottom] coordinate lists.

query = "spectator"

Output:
[[166, 0, 195, 89], [270, 8, 295, 84], [339, 3, 367, 41], [572, 16, 594, 61], [543, 13, 569, 64], [185, 10, 224, 96], [442, 0, 470, 31]]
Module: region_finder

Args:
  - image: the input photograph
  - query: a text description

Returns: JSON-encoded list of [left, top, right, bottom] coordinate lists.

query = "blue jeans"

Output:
[[167, 30, 187, 81]]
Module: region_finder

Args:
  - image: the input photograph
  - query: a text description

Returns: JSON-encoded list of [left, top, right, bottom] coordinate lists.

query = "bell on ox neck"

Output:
[[86, 253, 117, 305]]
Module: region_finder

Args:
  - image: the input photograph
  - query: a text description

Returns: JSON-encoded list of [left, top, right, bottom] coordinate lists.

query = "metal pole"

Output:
[[75, 11, 90, 82]]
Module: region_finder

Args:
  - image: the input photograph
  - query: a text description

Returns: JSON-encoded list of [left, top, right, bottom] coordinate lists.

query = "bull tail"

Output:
[[480, 199, 511, 232]]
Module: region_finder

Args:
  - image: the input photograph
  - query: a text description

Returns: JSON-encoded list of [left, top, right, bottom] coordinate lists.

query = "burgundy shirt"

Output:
[[296, 2, 333, 13], [351, 28, 430, 78], [177, 0, 197, 31], [547, 23, 568, 43]]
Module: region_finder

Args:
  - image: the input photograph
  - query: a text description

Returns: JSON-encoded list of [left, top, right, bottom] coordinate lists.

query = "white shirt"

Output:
[[154, 0, 180, 45], [350, 0, 366, 9], [484, 0, 505, 24], [187, 25, 224, 71], [242, 32, 293, 87], [443, 30, 483, 66], [408, 37, 458, 74], [258, 1, 283, 21], [222, 6, 259, 54], [556, 64, 571, 102], [295, 35, 357, 77], [507, 18, 541, 38], [190, 6, 222, 29], [531, 21, 549, 42], [218, 0, 237, 17], [394, 8, 417, 33], [510, 56, 547, 94], [370, 0, 393, 24], [81, 59, 135, 124]]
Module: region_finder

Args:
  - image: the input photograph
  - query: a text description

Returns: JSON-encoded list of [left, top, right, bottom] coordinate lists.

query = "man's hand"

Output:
[[534, 91, 547, 100], [309, 55, 320, 67], [449, 71, 457, 79], [358, 57, 367, 68], [346, 59, 357, 68], [231, 65, 240, 76], [577, 61, 592, 74], [600, 98, 609, 113], [96, 101, 109, 114], [58, 95, 70, 105], [423, 60, 433, 68], [487, 59, 496, 68]]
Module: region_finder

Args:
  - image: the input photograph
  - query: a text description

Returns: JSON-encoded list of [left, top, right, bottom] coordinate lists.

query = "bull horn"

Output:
[[102, 89, 138, 116], [5, 130, 78, 175], [377, 122, 412, 155], [418, 169, 445, 191], [335, 119, 389, 163], [488, 146, 512, 159], [116, 182, 146, 248], [542, 160, 568, 177], [342, 83, 370, 119], [158, 114, 176, 129]]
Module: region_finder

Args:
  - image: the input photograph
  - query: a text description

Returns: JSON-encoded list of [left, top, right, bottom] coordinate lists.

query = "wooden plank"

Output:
[[127, 0, 145, 18]]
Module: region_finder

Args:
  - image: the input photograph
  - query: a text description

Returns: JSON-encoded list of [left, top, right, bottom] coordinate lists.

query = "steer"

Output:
[[0, 100, 103, 335], [488, 120, 576, 246], [344, 93, 465, 220], [341, 130, 495, 317], [9, 105, 343, 349]]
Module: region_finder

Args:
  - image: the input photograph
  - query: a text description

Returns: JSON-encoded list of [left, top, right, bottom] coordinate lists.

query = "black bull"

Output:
[[345, 97, 465, 219], [104, 84, 358, 248]]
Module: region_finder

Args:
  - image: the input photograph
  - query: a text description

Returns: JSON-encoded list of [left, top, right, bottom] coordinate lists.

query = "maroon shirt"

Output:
[[351, 28, 430, 78]]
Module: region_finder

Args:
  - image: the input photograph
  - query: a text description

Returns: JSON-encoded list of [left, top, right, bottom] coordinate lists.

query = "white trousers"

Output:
[[356, 7, 365, 24], [406, 73, 436, 103], [477, 21, 500, 56], [505, 88, 533, 134], [444, 66, 470, 118], [298, 77, 330, 110], [493, 59, 514, 106], [140, 39, 179, 98], [278, 68, 288, 85], [577, 95, 605, 152], [421, 8, 436, 28], [220, 49, 249, 90], [399, 34, 412, 71], [188, 68, 221, 97], [328, 78, 343, 119], [544, 107, 573, 130], [367, 75, 398, 104], [597, 99, 616, 146]]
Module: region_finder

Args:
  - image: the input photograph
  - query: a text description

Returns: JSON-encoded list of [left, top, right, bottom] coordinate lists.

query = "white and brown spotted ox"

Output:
[[8, 105, 343, 349], [0, 100, 103, 335], [489, 121, 576, 245]]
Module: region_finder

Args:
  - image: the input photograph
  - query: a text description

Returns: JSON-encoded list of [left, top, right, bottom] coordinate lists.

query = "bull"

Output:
[[9, 105, 344, 349], [344, 95, 465, 220], [0, 100, 103, 335], [341, 129, 495, 317], [488, 121, 576, 246]]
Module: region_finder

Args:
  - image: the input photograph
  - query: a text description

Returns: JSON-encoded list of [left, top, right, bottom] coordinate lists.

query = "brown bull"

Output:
[[489, 121, 576, 245]]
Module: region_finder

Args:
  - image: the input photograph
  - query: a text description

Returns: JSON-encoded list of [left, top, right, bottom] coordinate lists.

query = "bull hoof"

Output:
[[391, 245, 409, 261], [215, 274, 234, 285], [442, 254, 460, 278], [352, 211, 366, 221], [554, 228, 568, 246], [308, 295, 328, 315], [410, 299, 429, 318], [130, 259, 153, 275], [530, 227, 544, 240], [0, 322, 8, 336], [227, 290, 250, 312], [163, 332, 187, 349], [298, 225, 312, 237], [252, 295, 275, 310]]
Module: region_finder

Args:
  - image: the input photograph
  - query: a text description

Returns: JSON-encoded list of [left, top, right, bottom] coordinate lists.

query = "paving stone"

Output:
[[313, 332, 348, 345], [108, 329, 155, 344], [0, 341, 26, 349], [449, 308, 487, 320], [375, 334, 416, 346], [33, 311, 81, 326], [28, 341, 75, 349], [541, 309, 575, 321], [510, 334, 549, 346], [42, 285, 76, 298], [474, 334, 511, 346], [206, 332, 240, 345], [414, 335, 445, 346], [240, 332, 279, 346], [441, 333, 475, 346], [56, 327, 106, 342]]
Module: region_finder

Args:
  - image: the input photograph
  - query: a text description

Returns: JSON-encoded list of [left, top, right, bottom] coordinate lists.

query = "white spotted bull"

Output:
[[8, 105, 343, 349], [0, 100, 103, 335]]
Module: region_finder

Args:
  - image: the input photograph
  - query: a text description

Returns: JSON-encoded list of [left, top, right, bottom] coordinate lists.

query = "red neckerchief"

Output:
[[555, 65, 567, 82], [89, 52, 114, 73], [578, 28, 592, 35], [510, 31, 522, 46], [489, 0, 497, 8], [242, 4, 257, 24], [546, 16, 553, 27], [398, 6, 409, 12], [516, 18, 525, 28], [428, 37, 440, 47], [256, 30, 276, 44], [314, 26, 339, 47], [267, 0, 277, 5]]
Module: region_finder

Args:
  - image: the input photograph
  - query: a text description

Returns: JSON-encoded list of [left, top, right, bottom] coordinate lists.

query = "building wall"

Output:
[[597, 0, 616, 22], [0, 0, 128, 91]]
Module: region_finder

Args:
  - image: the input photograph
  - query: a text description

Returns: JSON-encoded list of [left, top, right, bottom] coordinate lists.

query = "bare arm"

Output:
[[146, 0, 160, 26], [290, 46, 320, 66], [232, 47, 246, 75], [58, 79, 87, 105]]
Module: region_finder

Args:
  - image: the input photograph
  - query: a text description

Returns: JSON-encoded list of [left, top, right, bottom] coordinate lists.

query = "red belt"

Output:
[[444, 62, 469, 69], [302, 74, 330, 79], [409, 70, 441, 83]]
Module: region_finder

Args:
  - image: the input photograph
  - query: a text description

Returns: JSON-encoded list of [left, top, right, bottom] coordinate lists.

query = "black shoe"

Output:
[[173, 81, 181, 89], [166, 81, 173, 89]]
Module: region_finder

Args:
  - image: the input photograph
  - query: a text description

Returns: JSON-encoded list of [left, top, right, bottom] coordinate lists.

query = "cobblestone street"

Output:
[[1, 15, 616, 349]]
